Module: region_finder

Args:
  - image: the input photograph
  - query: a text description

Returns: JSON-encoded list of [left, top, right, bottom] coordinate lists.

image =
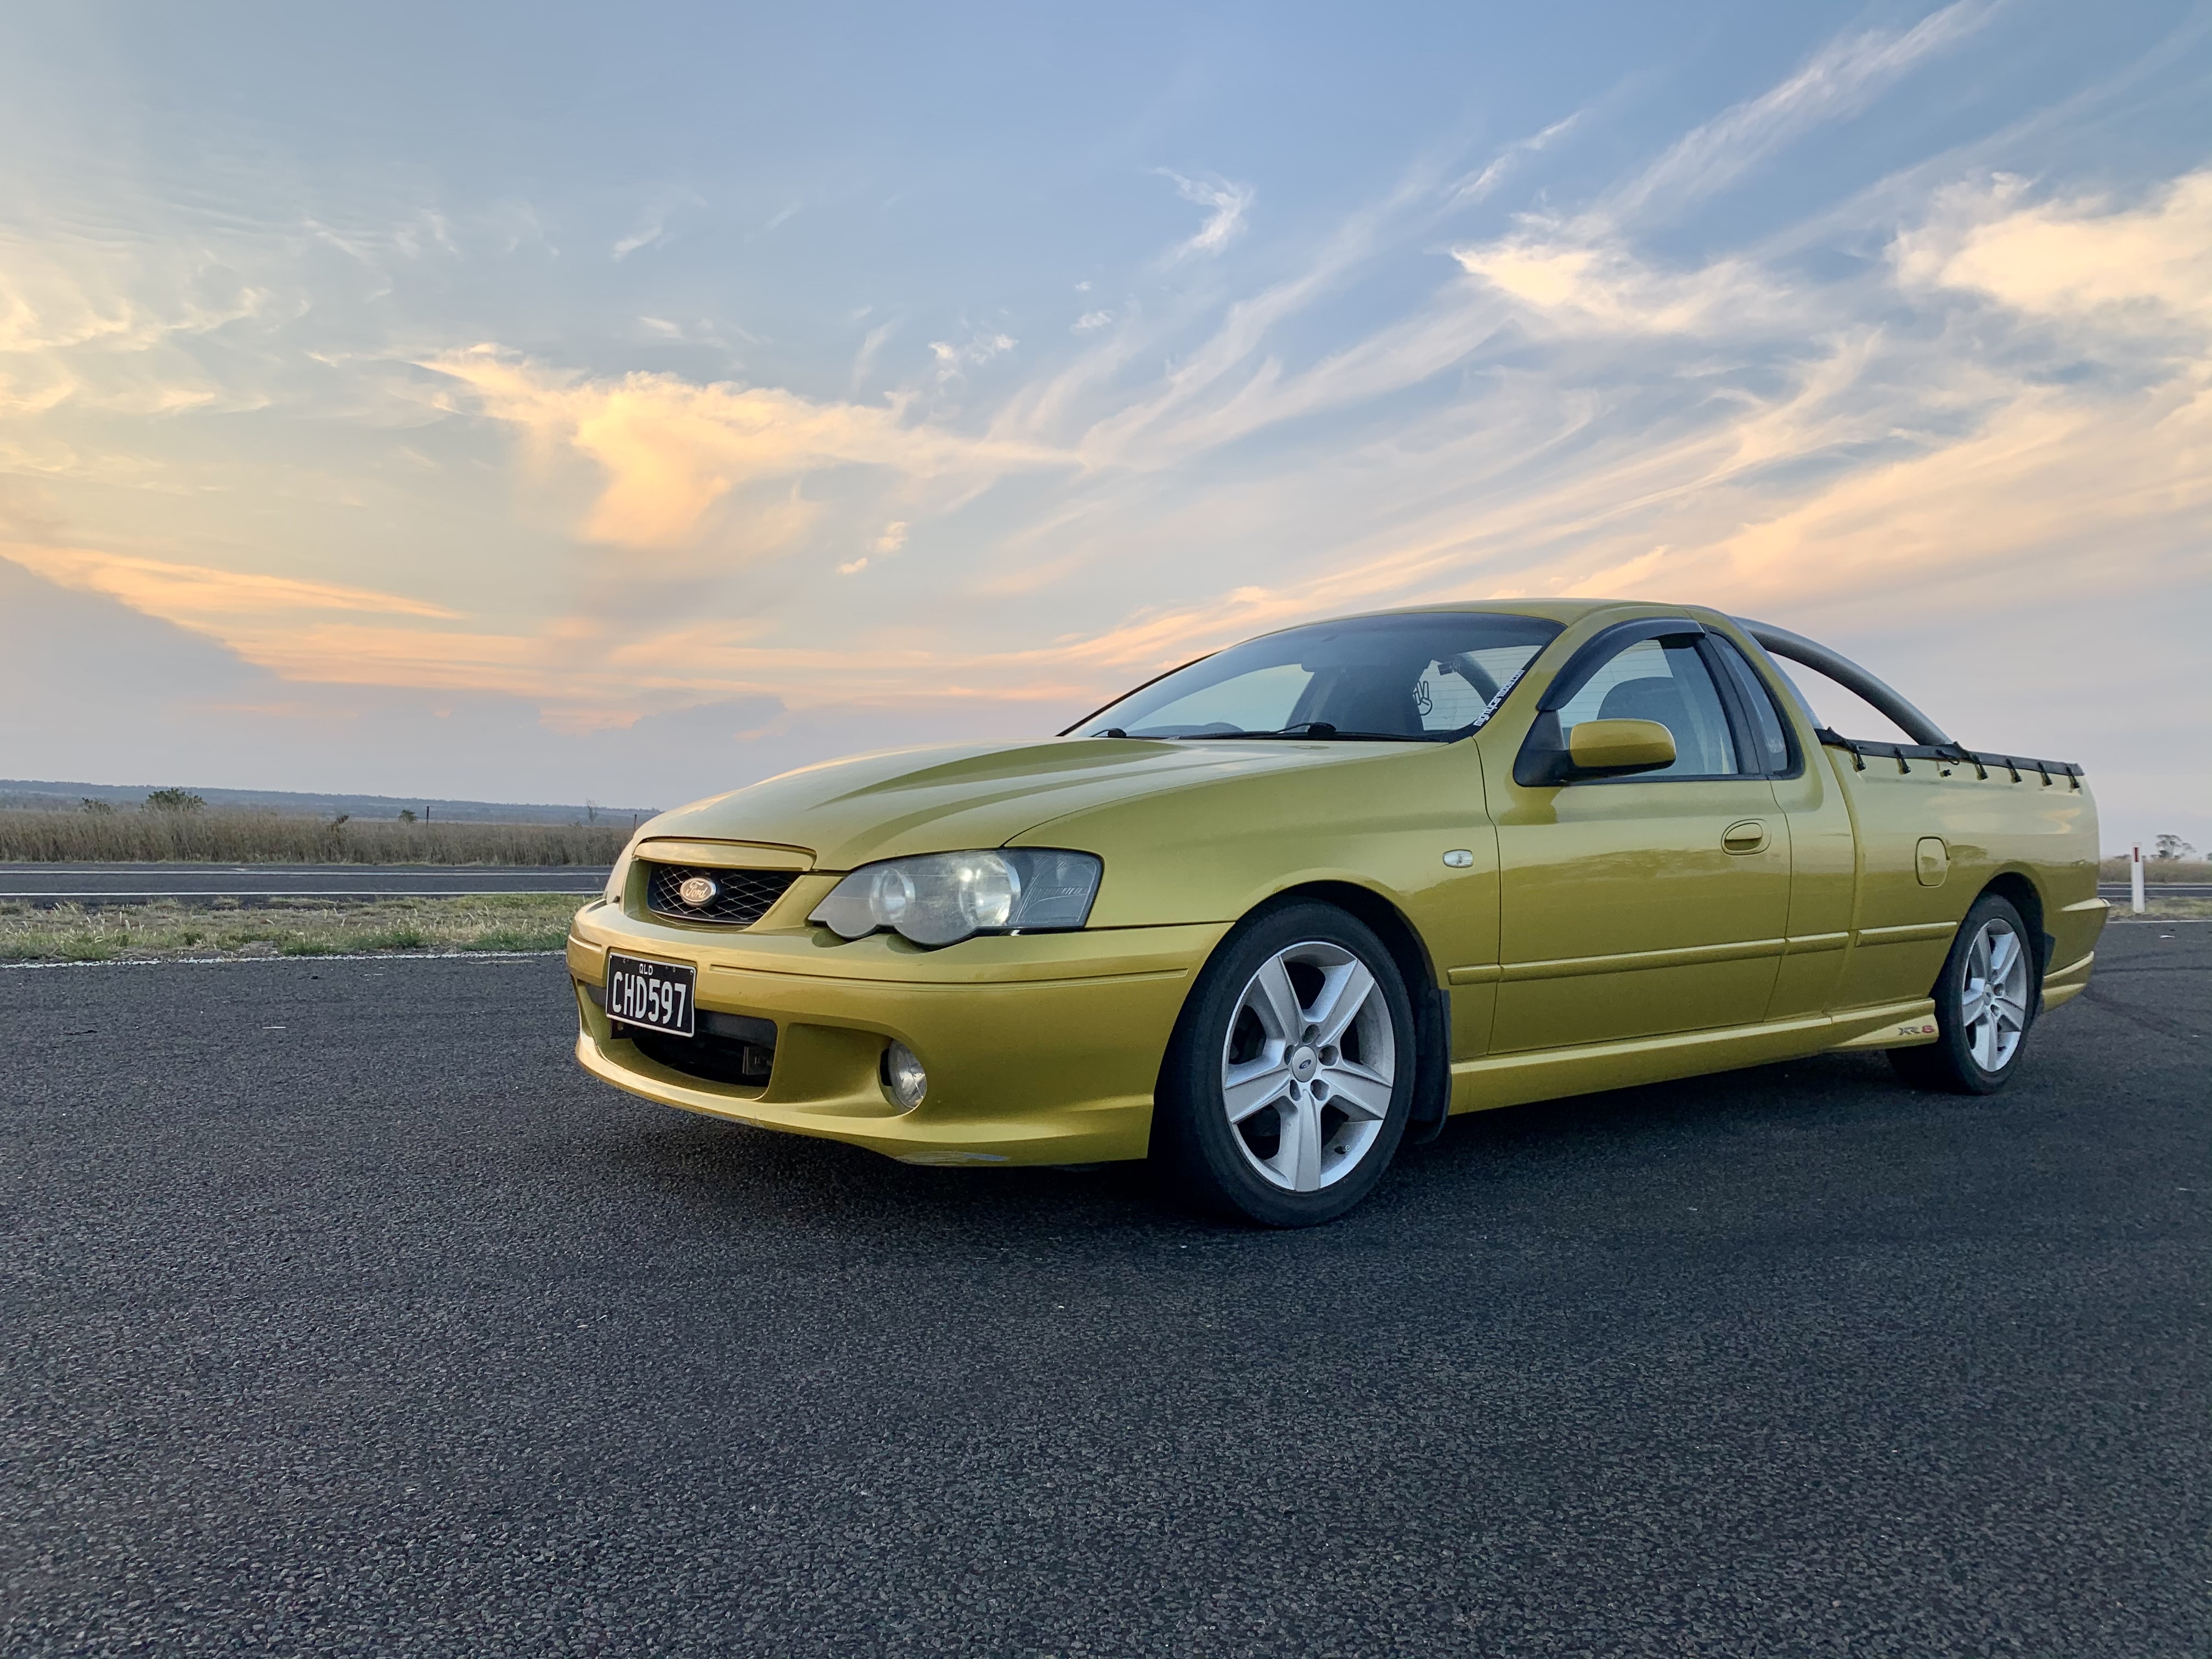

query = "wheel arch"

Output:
[[1972, 868, 2050, 1016], [1978, 869, 2048, 966], [1267, 879, 1453, 1144]]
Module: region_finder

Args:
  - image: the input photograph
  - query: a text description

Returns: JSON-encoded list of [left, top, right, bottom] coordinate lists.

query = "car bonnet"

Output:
[[637, 737, 1389, 870]]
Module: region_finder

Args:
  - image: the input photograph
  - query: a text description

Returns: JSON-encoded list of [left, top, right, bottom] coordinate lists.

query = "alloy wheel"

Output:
[[1219, 940, 1396, 1192], [1961, 917, 2030, 1073]]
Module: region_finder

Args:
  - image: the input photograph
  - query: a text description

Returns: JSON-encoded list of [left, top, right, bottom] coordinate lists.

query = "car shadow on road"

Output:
[[575, 1044, 1934, 1244]]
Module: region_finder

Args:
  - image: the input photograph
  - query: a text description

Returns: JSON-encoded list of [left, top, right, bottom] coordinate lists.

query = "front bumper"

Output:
[[566, 899, 1227, 1165]]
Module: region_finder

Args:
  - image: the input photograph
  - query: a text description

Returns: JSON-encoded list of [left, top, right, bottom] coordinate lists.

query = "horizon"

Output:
[[1, 1, 2205, 850], [1, 776, 657, 817]]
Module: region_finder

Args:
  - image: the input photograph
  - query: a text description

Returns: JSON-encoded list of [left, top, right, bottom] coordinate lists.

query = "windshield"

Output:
[[1072, 611, 1564, 742]]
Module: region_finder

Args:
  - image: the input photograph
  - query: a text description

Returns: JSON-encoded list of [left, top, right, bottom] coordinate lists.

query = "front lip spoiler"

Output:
[[572, 1007, 1160, 1166]]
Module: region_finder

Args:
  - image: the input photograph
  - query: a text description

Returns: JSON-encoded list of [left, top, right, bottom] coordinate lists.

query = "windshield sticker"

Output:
[[1466, 666, 1527, 733]]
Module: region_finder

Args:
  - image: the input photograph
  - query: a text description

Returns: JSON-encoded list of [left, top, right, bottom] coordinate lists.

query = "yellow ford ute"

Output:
[[568, 600, 2104, 1226]]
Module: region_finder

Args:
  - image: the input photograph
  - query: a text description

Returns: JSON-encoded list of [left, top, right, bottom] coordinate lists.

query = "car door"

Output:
[[1484, 623, 1792, 1053], [1707, 629, 1860, 1022]]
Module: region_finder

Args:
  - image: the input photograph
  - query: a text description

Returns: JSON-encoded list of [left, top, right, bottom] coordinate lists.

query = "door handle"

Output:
[[1722, 820, 1768, 855]]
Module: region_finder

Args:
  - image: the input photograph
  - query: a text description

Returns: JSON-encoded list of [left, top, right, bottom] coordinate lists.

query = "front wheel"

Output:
[[1153, 901, 1417, 1227], [1889, 891, 2036, 1094]]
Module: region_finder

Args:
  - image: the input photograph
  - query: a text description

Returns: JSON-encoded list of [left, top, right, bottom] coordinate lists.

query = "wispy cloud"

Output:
[[422, 346, 1065, 550], [1036, 163, 1444, 464], [635, 315, 734, 346], [1159, 171, 1255, 262], [1267, 3, 1999, 430], [3, 1, 2202, 836], [927, 330, 1017, 386], [0, 544, 460, 620], [836, 518, 910, 576], [1604, 0, 1996, 222], [612, 189, 706, 260], [0, 230, 290, 419], [851, 318, 899, 390], [1447, 112, 1584, 206], [1897, 167, 2212, 325], [0, 543, 493, 692], [1452, 234, 1786, 336]]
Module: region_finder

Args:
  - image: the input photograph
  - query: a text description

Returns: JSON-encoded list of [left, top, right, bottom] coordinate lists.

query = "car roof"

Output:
[[1261, 597, 1730, 631]]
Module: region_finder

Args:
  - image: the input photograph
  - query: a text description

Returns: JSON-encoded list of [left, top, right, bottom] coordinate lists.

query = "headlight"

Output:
[[809, 849, 1102, 947]]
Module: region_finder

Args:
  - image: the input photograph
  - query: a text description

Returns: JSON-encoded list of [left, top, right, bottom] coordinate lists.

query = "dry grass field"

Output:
[[2098, 856, 2211, 884], [2099, 856, 2211, 918], [0, 809, 629, 865], [2115, 898, 2212, 920], [0, 894, 583, 962]]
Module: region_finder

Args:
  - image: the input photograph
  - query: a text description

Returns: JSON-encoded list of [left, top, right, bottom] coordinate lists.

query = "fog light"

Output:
[[883, 1041, 927, 1111]]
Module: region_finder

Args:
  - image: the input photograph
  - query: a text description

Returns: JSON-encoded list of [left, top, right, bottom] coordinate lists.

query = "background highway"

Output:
[[0, 863, 611, 900], [3, 925, 2204, 1656]]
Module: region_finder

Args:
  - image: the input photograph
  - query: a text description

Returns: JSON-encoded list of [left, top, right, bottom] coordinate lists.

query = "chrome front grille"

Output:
[[642, 862, 798, 927]]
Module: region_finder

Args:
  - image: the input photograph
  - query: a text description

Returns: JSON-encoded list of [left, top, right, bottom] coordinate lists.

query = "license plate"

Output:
[[604, 952, 696, 1037]]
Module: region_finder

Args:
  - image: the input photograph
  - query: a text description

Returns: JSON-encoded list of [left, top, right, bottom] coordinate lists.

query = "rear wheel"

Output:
[[1889, 891, 2036, 1094], [1153, 901, 1416, 1227]]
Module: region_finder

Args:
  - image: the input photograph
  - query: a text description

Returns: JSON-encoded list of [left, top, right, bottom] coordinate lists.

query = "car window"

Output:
[[1769, 661, 1917, 745], [1708, 636, 1795, 775], [1124, 662, 1312, 735], [1410, 645, 1550, 735], [1553, 636, 1738, 778], [1082, 612, 1564, 741]]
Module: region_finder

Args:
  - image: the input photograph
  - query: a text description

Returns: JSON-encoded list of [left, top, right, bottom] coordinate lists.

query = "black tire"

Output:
[[1152, 900, 1418, 1227], [1889, 890, 2037, 1095]]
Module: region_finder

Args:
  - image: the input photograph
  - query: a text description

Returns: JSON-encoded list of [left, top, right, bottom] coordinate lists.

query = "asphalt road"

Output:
[[0, 862, 611, 900], [3, 926, 2205, 1657]]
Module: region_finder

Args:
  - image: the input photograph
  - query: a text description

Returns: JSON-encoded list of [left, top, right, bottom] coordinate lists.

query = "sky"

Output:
[[0, 0, 2205, 850]]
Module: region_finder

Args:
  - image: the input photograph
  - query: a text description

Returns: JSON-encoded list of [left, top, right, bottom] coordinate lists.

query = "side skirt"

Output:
[[1447, 997, 1940, 1115]]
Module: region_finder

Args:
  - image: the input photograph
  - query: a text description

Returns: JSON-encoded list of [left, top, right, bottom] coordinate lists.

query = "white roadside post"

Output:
[[2131, 844, 2146, 915]]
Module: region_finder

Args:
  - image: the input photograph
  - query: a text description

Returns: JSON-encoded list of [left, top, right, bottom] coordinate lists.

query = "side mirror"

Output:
[[1567, 718, 1676, 776], [1514, 714, 1678, 786]]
